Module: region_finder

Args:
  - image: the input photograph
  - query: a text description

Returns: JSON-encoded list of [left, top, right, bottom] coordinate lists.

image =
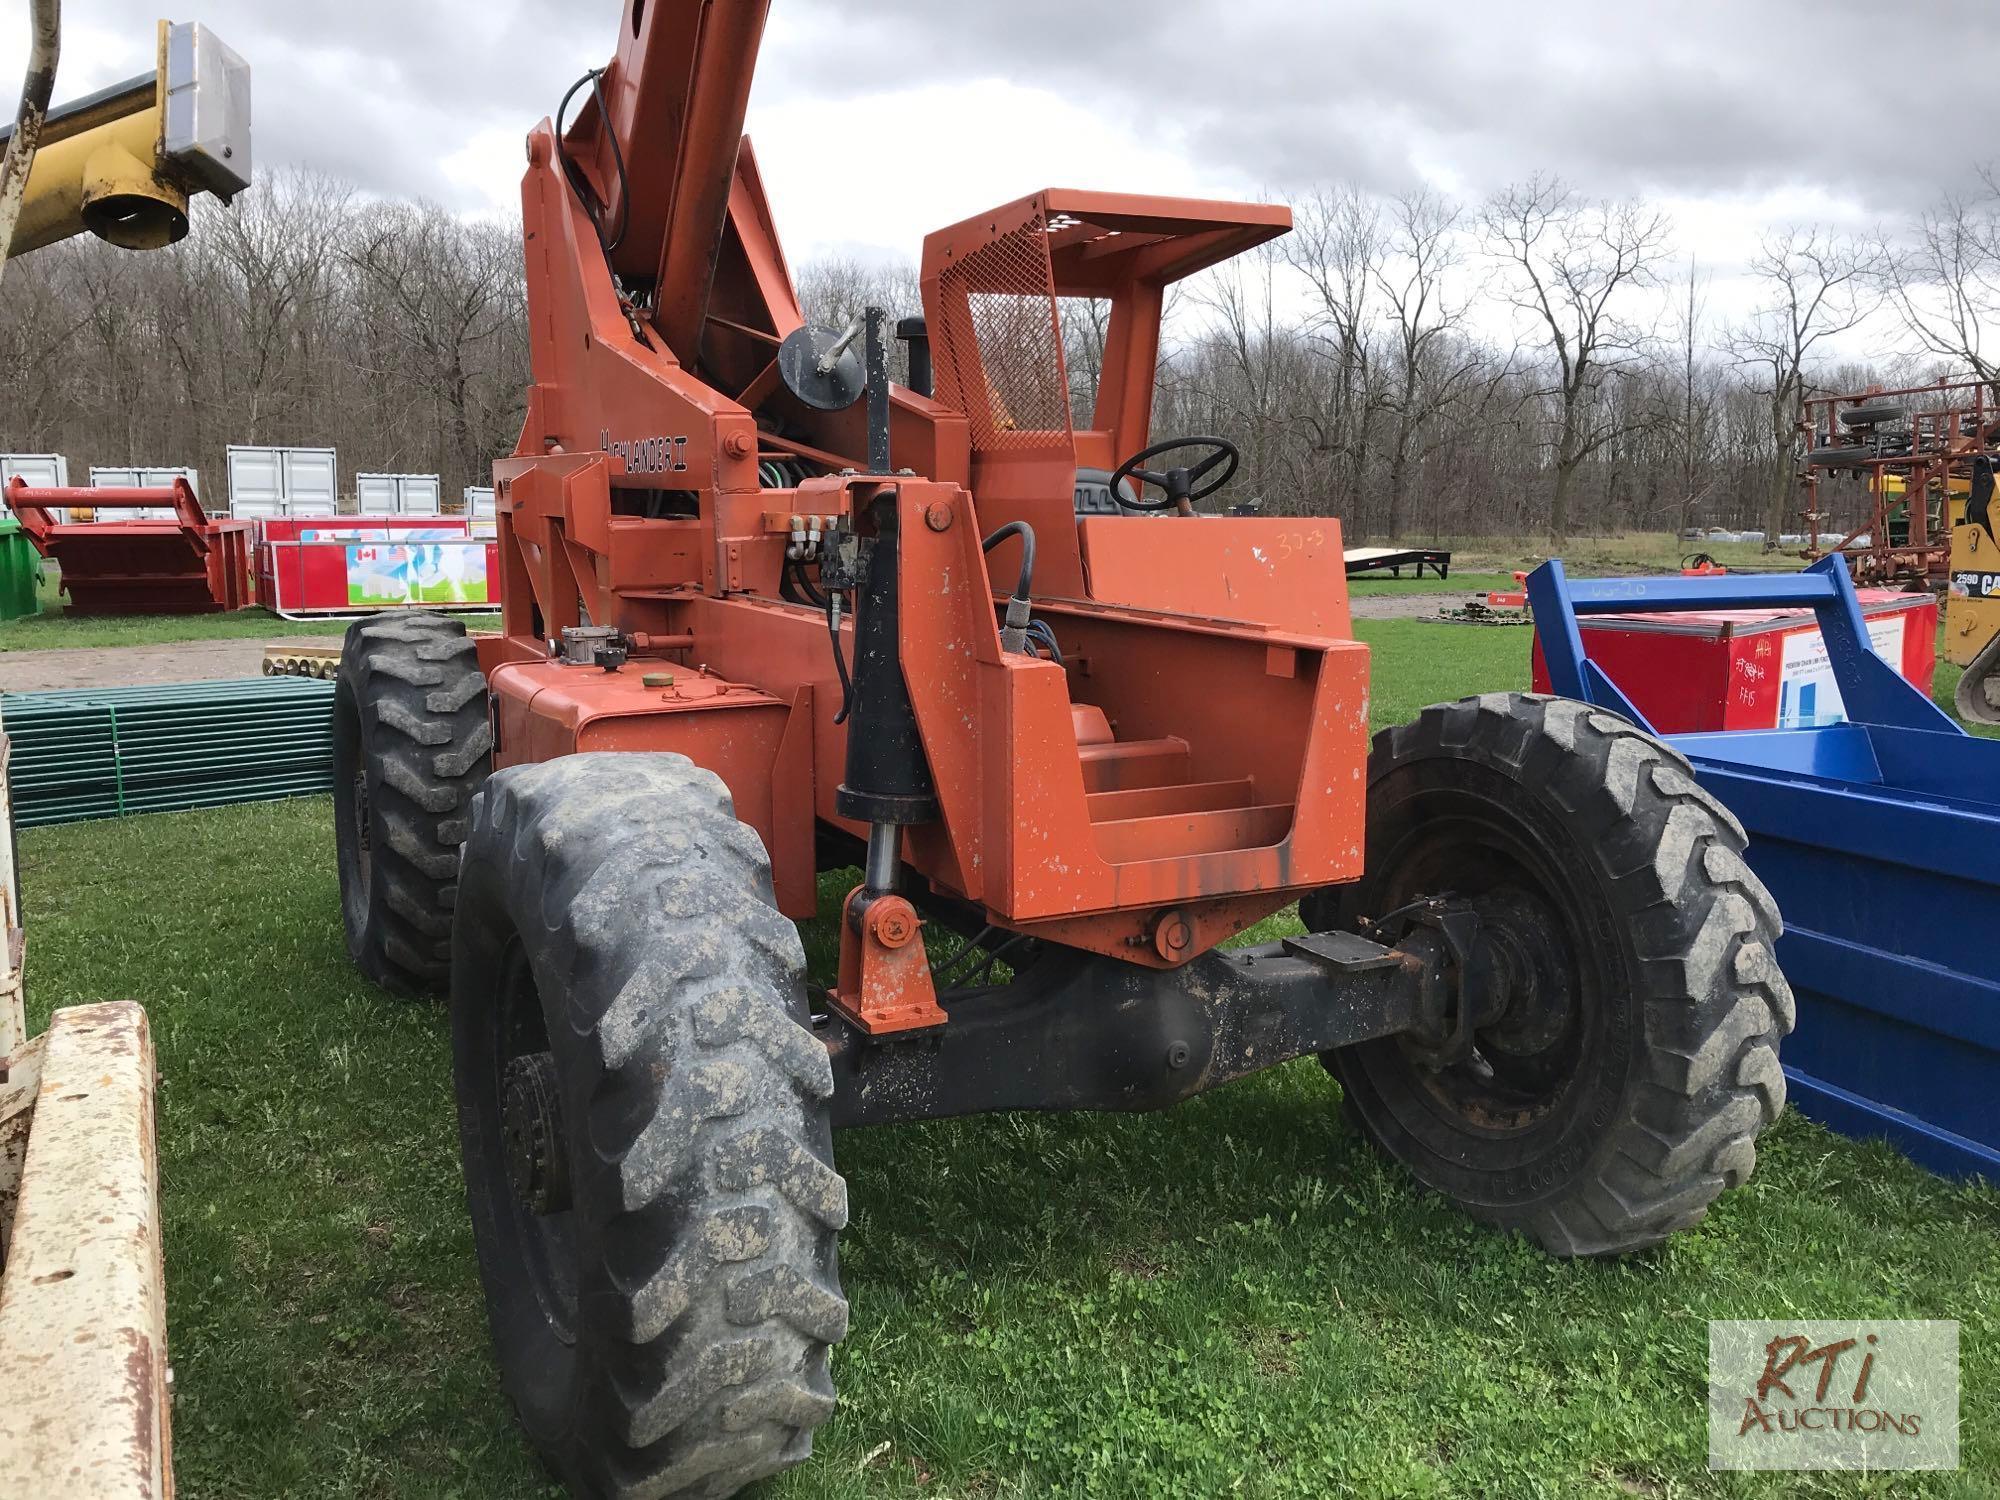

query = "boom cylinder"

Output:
[[863, 824, 903, 894], [834, 492, 938, 847]]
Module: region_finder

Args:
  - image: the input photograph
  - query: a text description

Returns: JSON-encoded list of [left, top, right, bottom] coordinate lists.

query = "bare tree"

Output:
[[1183, 237, 1299, 509], [0, 165, 1953, 545], [1483, 173, 1672, 542], [1730, 227, 1876, 546], [1661, 260, 1720, 540], [1058, 295, 1110, 427], [794, 256, 922, 329], [1372, 188, 1506, 538], [1881, 170, 2000, 401], [205, 168, 351, 441], [0, 240, 90, 440], [347, 201, 525, 484], [1287, 187, 1386, 517]]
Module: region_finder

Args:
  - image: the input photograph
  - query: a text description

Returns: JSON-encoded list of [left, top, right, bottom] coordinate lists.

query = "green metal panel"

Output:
[[0, 518, 43, 621], [3, 677, 334, 826]]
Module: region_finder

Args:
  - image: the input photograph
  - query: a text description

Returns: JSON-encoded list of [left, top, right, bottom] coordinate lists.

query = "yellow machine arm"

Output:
[[0, 17, 249, 264]]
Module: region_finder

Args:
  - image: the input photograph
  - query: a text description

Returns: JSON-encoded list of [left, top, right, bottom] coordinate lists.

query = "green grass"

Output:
[[18, 615, 2000, 1499], [1933, 655, 2000, 740], [1347, 571, 1515, 598], [1354, 619, 1531, 727]]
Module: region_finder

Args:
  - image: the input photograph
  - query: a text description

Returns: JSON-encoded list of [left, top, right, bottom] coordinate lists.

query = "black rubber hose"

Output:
[[787, 556, 828, 608], [957, 933, 1030, 989], [554, 68, 630, 255], [1025, 618, 1064, 667], [588, 70, 631, 253], [827, 593, 855, 726], [930, 925, 997, 979], [982, 521, 1036, 602]]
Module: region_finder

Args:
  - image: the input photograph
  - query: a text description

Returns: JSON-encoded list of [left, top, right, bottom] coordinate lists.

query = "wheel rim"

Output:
[[494, 942, 579, 1342], [1358, 788, 1606, 1145]]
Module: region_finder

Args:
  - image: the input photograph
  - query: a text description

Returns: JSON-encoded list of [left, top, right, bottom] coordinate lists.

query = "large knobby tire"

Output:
[[333, 612, 492, 995], [453, 753, 848, 1500], [1303, 693, 1794, 1257], [1837, 401, 1906, 428]]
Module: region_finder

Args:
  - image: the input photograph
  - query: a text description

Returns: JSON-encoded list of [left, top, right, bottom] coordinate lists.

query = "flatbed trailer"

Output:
[[1342, 545, 1451, 579]]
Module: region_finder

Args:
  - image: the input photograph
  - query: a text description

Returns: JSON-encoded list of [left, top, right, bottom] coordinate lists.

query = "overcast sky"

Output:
[[6, 1, 1993, 293]]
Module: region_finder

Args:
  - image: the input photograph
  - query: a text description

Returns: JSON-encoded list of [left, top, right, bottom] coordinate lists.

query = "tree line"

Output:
[[5, 165, 1999, 543], [0, 169, 526, 507]]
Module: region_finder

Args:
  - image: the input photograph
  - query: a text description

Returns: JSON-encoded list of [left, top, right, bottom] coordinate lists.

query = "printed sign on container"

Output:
[[1777, 615, 1906, 729], [345, 540, 489, 607]]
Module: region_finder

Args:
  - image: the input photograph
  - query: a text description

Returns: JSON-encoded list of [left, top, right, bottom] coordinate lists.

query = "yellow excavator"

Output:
[[0, 7, 247, 1495], [1949, 457, 2000, 723]]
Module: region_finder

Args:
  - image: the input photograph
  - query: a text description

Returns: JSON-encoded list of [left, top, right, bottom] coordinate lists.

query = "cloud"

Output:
[[3, 0, 1993, 261], [0, 0, 600, 209], [768, 0, 2000, 214]]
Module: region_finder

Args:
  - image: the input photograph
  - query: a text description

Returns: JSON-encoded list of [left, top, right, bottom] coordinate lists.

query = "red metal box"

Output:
[[254, 518, 500, 617], [1531, 589, 1937, 732]]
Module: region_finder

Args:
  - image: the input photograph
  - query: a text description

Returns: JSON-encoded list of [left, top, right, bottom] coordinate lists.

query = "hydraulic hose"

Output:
[[981, 520, 1036, 601], [982, 521, 1037, 653], [554, 67, 630, 256]]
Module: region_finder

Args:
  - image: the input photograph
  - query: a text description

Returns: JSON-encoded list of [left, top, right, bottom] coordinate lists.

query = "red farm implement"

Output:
[[1798, 376, 1994, 586], [5, 475, 250, 614]]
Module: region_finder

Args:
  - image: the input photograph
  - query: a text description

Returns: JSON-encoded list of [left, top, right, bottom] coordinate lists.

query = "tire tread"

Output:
[[335, 611, 491, 995], [1329, 693, 1793, 1257], [458, 753, 846, 1500]]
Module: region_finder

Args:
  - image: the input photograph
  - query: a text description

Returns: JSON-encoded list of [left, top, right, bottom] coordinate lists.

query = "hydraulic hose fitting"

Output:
[[1000, 596, 1032, 654]]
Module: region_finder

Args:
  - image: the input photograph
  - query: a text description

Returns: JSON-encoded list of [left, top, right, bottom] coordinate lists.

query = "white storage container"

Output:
[[355, 472, 442, 516], [1, 455, 73, 520], [226, 444, 338, 518], [88, 466, 199, 521], [0, 454, 67, 490]]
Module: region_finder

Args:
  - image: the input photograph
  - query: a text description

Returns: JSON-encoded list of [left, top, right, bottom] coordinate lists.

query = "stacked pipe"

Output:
[[4, 677, 333, 826]]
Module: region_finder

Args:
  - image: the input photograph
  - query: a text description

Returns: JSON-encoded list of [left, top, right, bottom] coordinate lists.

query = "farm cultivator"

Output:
[[1799, 378, 1990, 587], [1798, 375, 2000, 722], [332, 2, 1792, 1494]]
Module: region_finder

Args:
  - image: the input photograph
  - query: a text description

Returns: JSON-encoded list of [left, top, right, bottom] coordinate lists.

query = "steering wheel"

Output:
[[1108, 436, 1240, 516]]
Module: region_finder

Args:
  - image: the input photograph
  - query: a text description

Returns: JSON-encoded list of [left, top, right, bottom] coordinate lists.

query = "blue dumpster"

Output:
[[1529, 556, 1999, 1181]]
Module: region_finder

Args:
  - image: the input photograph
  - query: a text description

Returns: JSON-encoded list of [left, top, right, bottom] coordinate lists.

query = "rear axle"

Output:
[[822, 927, 1448, 1127]]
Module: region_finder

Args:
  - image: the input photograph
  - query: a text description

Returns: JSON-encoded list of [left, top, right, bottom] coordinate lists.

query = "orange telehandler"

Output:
[[332, 4, 1793, 1494]]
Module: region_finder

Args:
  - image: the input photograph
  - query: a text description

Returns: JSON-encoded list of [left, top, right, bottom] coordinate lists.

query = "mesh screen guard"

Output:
[[930, 213, 1075, 453]]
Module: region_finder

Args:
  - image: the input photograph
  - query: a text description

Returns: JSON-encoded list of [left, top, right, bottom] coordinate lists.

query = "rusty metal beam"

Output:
[[0, 1002, 169, 1499]]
